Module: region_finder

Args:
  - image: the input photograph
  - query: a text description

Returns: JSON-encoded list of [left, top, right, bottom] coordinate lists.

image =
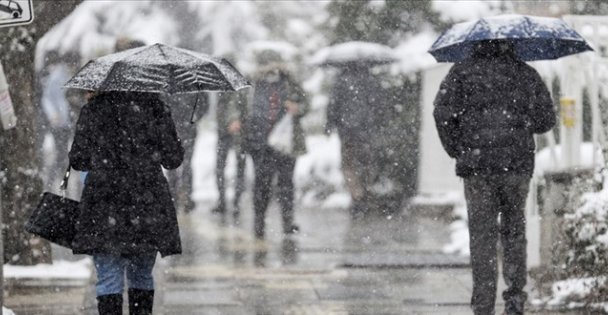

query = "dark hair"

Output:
[[115, 37, 147, 52], [472, 40, 516, 59]]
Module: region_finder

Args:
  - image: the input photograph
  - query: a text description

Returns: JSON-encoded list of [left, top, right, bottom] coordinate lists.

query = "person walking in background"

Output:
[[162, 92, 208, 212], [212, 87, 248, 218], [433, 41, 556, 315], [39, 51, 77, 192], [244, 50, 308, 239], [325, 63, 383, 218], [69, 92, 184, 315]]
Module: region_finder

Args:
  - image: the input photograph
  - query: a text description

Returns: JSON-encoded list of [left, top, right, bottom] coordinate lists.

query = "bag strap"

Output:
[[59, 165, 71, 192]]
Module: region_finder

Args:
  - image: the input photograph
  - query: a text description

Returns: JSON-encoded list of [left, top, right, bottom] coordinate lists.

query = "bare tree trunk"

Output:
[[0, 1, 80, 265]]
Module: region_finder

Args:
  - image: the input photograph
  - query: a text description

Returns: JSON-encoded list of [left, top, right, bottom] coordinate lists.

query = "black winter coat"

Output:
[[433, 54, 556, 177], [69, 93, 184, 257], [326, 67, 383, 143]]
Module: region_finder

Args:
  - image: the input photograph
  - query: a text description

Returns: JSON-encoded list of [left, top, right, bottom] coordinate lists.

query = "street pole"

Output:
[[0, 60, 14, 312], [0, 181, 3, 311]]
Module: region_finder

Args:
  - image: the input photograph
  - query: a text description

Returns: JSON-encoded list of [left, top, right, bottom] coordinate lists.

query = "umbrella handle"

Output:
[[190, 94, 199, 124], [59, 164, 71, 198]]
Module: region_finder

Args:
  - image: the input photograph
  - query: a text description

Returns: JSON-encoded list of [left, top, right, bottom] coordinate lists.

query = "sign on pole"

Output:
[[0, 0, 33, 28]]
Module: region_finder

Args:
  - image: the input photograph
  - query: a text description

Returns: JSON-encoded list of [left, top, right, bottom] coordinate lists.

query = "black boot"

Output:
[[97, 294, 123, 315], [254, 212, 265, 239], [211, 202, 226, 215], [128, 288, 154, 315]]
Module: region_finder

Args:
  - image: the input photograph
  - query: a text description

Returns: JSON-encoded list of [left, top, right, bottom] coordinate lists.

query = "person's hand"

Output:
[[228, 120, 242, 135], [284, 100, 299, 114]]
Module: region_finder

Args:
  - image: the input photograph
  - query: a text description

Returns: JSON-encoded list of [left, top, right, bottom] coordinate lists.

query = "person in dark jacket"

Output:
[[326, 63, 382, 217], [244, 51, 308, 239], [69, 92, 184, 315], [212, 89, 248, 217], [433, 41, 556, 315]]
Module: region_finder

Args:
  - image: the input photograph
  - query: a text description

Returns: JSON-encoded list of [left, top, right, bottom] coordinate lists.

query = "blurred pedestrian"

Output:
[[161, 92, 208, 212], [212, 87, 249, 218], [69, 92, 184, 315], [244, 50, 308, 239], [433, 41, 556, 315], [39, 50, 77, 192], [325, 63, 382, 217]]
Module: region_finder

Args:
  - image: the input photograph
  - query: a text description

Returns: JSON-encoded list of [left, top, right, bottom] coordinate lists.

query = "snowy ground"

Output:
[[3, 259, 91, 280]]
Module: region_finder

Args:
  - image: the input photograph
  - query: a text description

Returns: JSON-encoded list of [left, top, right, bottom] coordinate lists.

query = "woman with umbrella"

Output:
[[69, 91, 183, 314], [65, 44, 250, 315]]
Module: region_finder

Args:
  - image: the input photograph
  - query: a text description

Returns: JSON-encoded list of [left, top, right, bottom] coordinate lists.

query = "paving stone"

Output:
[[149, 205, 571, 314], [5, 287, 87, 315], [164, 288, 240, 306], [341, 252, 470, 268]]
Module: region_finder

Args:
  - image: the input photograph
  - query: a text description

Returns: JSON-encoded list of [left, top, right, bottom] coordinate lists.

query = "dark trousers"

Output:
[[215, 133, 246, 210], [340, 138, 373, 212], [250, 145, 296, 238], [464, 174, 530, 315]]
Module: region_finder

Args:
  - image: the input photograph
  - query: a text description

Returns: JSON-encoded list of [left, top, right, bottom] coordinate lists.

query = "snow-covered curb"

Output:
[[4, 259, 92, 280], [3, 307, 16, 315], [543, 277, 608, 312]]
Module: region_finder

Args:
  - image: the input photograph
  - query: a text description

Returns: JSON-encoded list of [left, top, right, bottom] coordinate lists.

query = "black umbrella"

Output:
[[429, 15, 593, 62], [64, 43, 251, 121]]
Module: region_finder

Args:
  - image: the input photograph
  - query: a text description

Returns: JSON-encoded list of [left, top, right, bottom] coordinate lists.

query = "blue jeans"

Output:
[[93, 254, 156, 296]]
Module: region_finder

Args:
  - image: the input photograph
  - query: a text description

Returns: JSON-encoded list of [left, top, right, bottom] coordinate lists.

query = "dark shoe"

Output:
[[211, 203, 226, 215], [183, 197, 195, 213], [254, 213, 265, 239], [504, 300, 525, 315], [503, 289, 526, 315], [284, 224, 299, 235], [349, 200, 368, 220], [97, 294, 123, 315], [128, 288, 154, 315], [232, 208, 241, 225]]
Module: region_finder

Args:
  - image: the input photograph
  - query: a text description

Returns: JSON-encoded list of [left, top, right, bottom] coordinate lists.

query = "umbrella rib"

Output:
[[124, 45, 152, 60], [523, 16, 535, 38], [174, 68, 223, 84], [175, 72, 224, 87], [156, 44, 169, 61], [98, 61, 124, 92], [156, 45, 178, 93]]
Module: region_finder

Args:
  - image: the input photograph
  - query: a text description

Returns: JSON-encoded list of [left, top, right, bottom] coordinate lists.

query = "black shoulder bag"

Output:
[[25, 165, 80, 248]]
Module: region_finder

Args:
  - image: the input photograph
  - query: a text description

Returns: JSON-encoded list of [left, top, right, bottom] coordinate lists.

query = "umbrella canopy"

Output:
[[429, 14, 593, 62], [310, 41, 398, 67], [64, 43, 250, 93]]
